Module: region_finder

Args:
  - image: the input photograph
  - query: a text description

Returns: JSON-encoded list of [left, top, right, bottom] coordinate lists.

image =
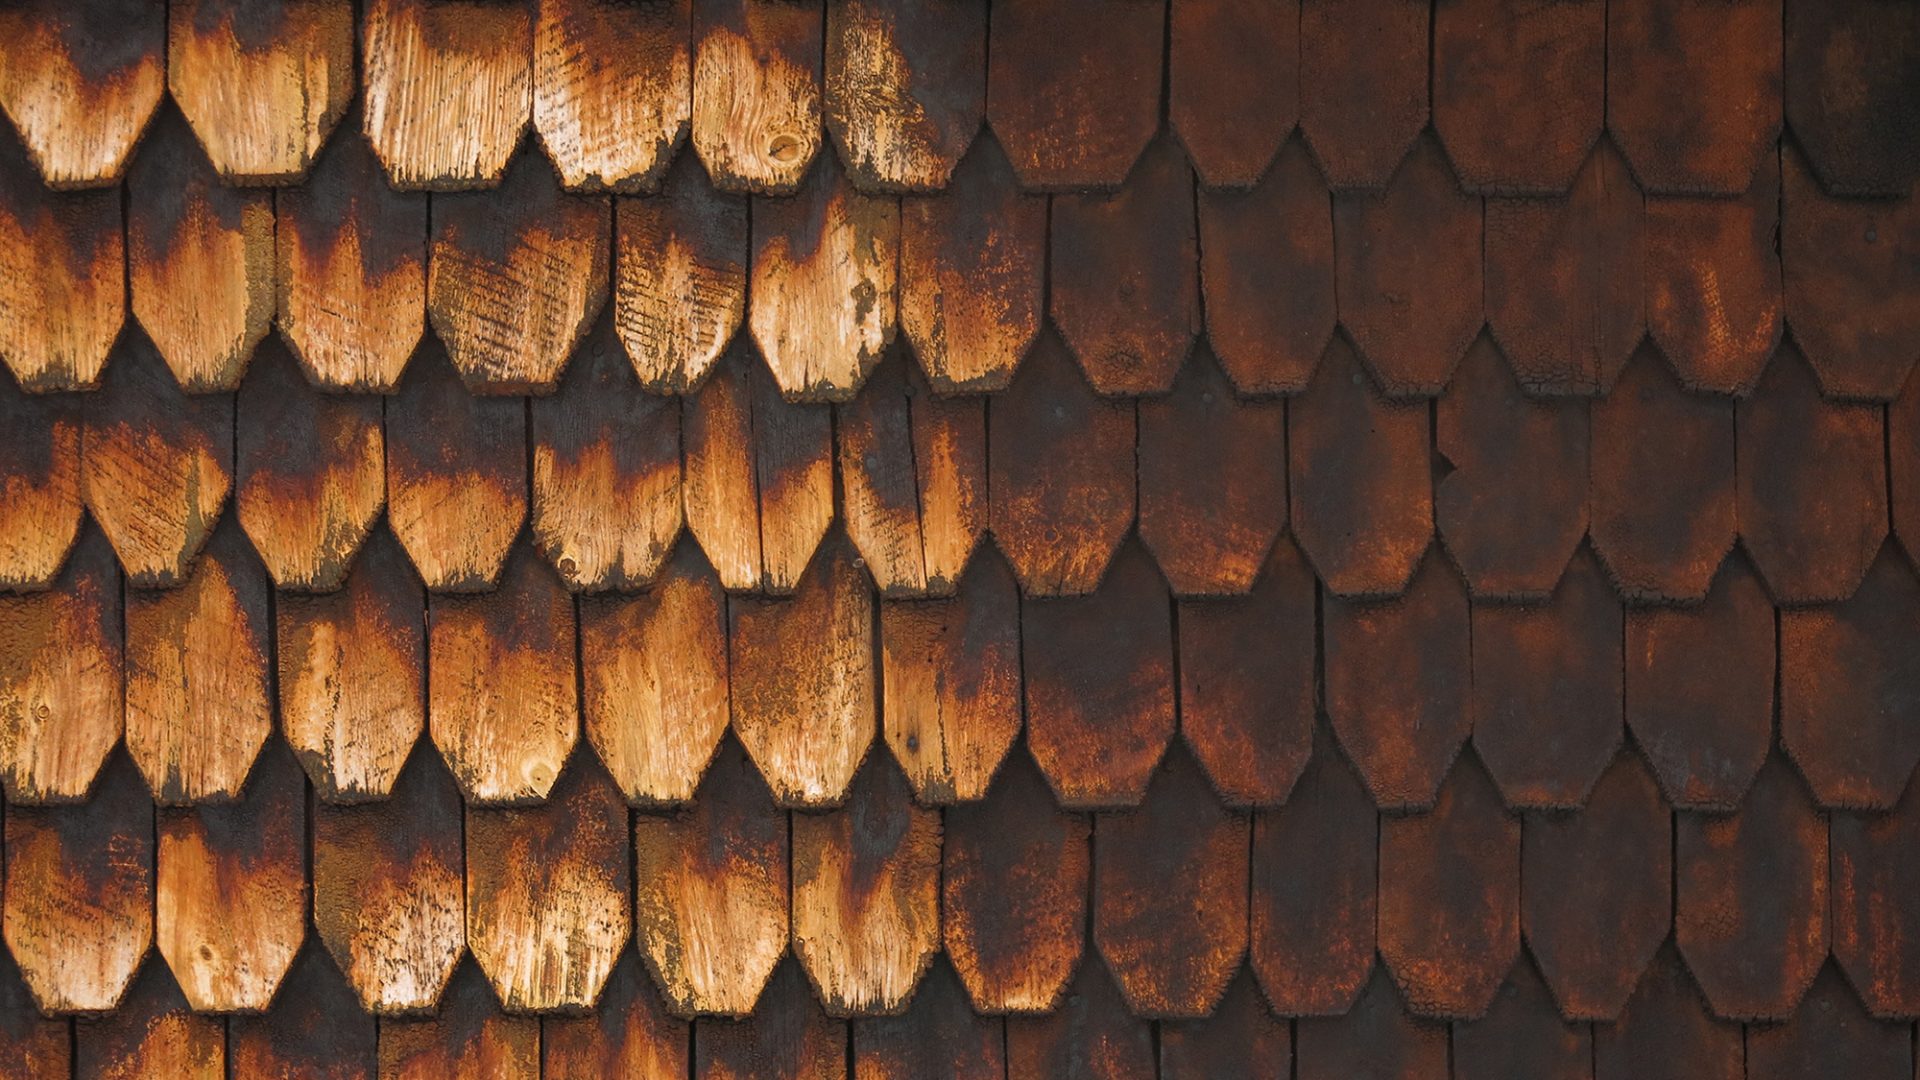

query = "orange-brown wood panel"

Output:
[[1432, 0, 1604, 195], [1159, 967, 1291, 1079], [1746, 964, 1912, 1080], [1169, 0, 1298, 190], [690, 0, 823, 195], [361, 0, 533, 190], [1592, 945, 1743, 1080], [613, 152, 747, 393], [0, 525, 121, 802], [824, 0, 985, 193], [694, 960, 844, 1080], [1294, 966, 1449, 1080], [533, 0, 690, 193], [1785, 0, 1920, 197], [0, 952, 68, 1080], [74, 961, 223, 1080], [1832, 779, 1920, 1018], [542, 950, 689, 1078], [377, 960, 539, 1080], [0, 0, 164, 188], [0, 133, 122, 391], [851, 957, 1002, 1080], [1297, 0, 1427, 192], [0, 376, 82, 591], [1004, 962, 1154, 1080], [1645, 163, 1783, 396], [1452, 958, 1592, 1080], [228, 948, 375, 1080]]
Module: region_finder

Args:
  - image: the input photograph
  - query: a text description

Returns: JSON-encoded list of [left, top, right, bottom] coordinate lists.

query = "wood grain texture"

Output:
[[614, 151, 747, 393], [839, 354, 985, 597], [1897, 374, 1920, 572], [274, 122, 428, 392], [533, 0, 690, 193], [0, 380, 82, 591], [878, 544, 1020, 804], [1452, 958, 1591, 1080], [235, 338, 385, 591], [681, 345, 834, 593], [362, 0, 533, 190], [1746, 964, 1912, 1080], [124, 521, 272, 805], [0, 526, 122, 803], [1297, 0, 1428, 191], [0, 0, 164, 188], [377, 960, 538, 1080], [791, 757, 941, 1016], [1005, 962, 1154, 1080], [155, 740, 307, 1012], [1169, 0, 1298, 189], [851, 957, 1002, 1080], [126, 108, 274, 393], [1645, 163, 1783, 396], [228, 948, 375, 1080], [166, 0, 354, 184], [1294, 966, 1449, 1080], [312, 750, 466, 1015], [824, 0, 985, 192], [467, 755, 630, 1012], [691, 0, 823, 195], [0, 134, 122, 391], [1592, 946, 1742, 1080], [428, 544, 579, 805], [1784, 0, 1920, 197], [3, 753, 152, 1014], [1160, 968, 1292, 1080], [695, 959, 844, 1080], [1431, 0, 1604, 194], [74, 962, 223, 1080], [728, 534, 876, 808], [541, 950, 689, 1078], [581, 540, 729, 805], [384, 341, 528, 591], [0, 952, 70, 1080], [1832, 776, 1920, 1018], [631, 741, 789, 1017], [749, 149, 899, 401]]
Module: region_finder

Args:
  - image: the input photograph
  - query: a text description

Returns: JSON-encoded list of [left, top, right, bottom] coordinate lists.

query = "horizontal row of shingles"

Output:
[[3, 0, 1915, 204]]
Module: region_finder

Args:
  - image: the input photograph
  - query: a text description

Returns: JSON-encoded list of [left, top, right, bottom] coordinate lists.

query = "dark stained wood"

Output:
[[235, 338, 385, 591], [1591, 945, 1743, 1080], [428, 545, 579, 805], [1004, 962, 1154, 1080], [1435, 335, 1591, 601], [985, 332, 1135, 596], [1095, 747, 1250, 1018], [429, 148, 611, 393], [878, 544, 1021, 804], [1160, 967, 1290, 1079], [1898, 371, 1920, 571], [1645, 164, 1783, 395], [0, 382, 81, 591], [984, 0, 1162, 191], [311, 748, 466, 1015], [1432, 0, 1604, 195], [1469, 550, 1624, 809], [229, 948, 375, 1080], [1323, 551, 1472, 811], [943, 751, 1089, 1014], [1297, 0, 1428, 192], [852, 957, 1002, 1080], [839, 353, 986, 597], [1197, 138, 1336, 395], [1049, 136, 1201, 397], [1169, 0, 1298, 189], [0, 526, 121, 802], [275, 118, 428, 392], [0, 951, 69, 1080], [124, 520, 271, 805], [361, 0, 533, 190], [277, 528, 425, 803], [166, 0, 355, 184], [690, 0, 823, 195], [542, 950, 689, 1078], [1333, 134, 1483, 397], [1588, 346, 1737, 603], [3, 752, 152, 1014], [613, 151, 747, 394], [1606, 0, 1782, 195], [0, 133, 122, 391], [1676, 755, 1831, 1021], [1747, 963, 1911, 1080], [74, 961, 222, 1079], [533, 0, 690, 193], [681, 344, 834, 593], [1295, 966, 1449, 1080], [581, 539, 730, 805], [1452, 957, 1591, 1080], [1833, 776, 1920, 1018], [898, 133, 1045, 393], [1785, 0, 1920, 197], [1288, 335, 1433, 598], [695, 959, 844, 1080], [1177, 537, 1316, 806], [0, 0, 164, 188], [384, 341, 528, 591], [824, 0, 985, 192], [1023, 543, 1175, 809], [1521, 751, 1673, 1021], [377, 960, 539, 1079], [631, 740, 789, 1017], [467, 755, 630, 1011], [155, 740, 306, 1012]]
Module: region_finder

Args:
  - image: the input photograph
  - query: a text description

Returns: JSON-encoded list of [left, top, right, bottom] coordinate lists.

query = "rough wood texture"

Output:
[[1833, 775, 1920, 1018], [362, 0, 532, 190], [1297, 0, 1428, 191], [384, 342, 528, 591], [124, 521, 272, 806], [792, 758, 941, 1016], [1747, 964, 1912, 1080], [1452, 958, 1592, 1080], [542, 950, 689, 1078], [0, 134, 122, 391], [878, 545, 1021, 804], [467, 756, 630, 1012], [0, 527, 122, 803], [1005, 962, 1154, 1080], [750, 150, 899, 401], [581, 540, 729, 805], [614, 152, 747, 393], [691, 0, 823, 195], [0, 382, 81, 590], [695, 960, 844, 1080], [897, 133, 1045, 393], [228, 948, 376, 1080], [1169, 0, 1298, 189], [377, 960, 538, 1079], [428, 545, 579, 805], [839, 355, 985, 597], [681, 346, 834, 593], [79, 336, 232, 588], [1645, 165, 1783, 396], [1591, 949, 1740, 1080], [852, 958, 1002, 1079], [533, 0, 690, 193], [1897, 375, 1920, 570], [235, 338, 385, 591], [312, 750, 466, 1015], [1432, 0, 1604, 194], [728, 534, 876, 808], [166, 0, 355, 184], [3, 753, 152, 1013], [0, 0, 164, 188], [631, 741, 789, 1017], [1294, 966, 1449, 1080], [1785, 0, 1920, 197], [155, 741, 307, 1012], [275, 122, 428, 392], [1160, 968, 1292, 1080], [74, 962, 223, 1079], [126, 108, 274, 393], [0, 952, 70, 1079], [942, 751, 1089, 1014], [824, 0, 984, 192]]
